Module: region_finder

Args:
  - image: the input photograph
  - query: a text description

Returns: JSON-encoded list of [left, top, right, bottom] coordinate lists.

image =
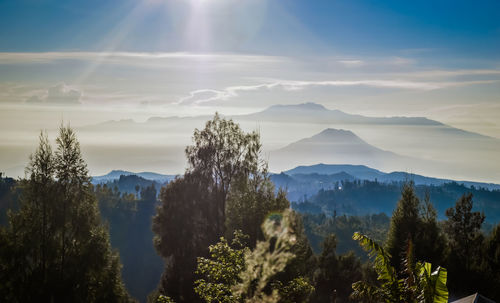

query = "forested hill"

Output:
[[93, 174, 166, 195], [290, 180, 500, 223]]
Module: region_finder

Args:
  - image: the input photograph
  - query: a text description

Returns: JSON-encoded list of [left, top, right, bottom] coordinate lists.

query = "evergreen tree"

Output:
[[385, 182, 420, 271], [312, 234, 340, 303], [444, 193, 485, 297], [482, 224, 500, 301], [311, 234, 364, 303], [385, 183, 444, 272], [0, 128, 130, 302]]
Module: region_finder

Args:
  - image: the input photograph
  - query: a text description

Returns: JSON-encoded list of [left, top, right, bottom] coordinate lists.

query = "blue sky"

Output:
[[1, 0, 499, 61]]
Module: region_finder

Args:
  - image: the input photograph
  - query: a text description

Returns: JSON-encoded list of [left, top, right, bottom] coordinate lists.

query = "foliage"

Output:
[[385, 183, 444, 271], [154, 114, 276, 302], [0, 128, 131, 302], [0, 173, 20, 226], [153, 171, 218, 302], [351, 232, 448, 303], [443, 193, 486, 297], [311, 234, 364, 303], [226, 172, 289, 248], [96, 183, 163, 302], [233, 210, 314, 303], [272, 277, 315, 303], [300, 212, 391, 256], [185, 112, 262, 235], [481, 224, 500, 300], [194, 231, 249, 303], [295, 179, 500, 223], [156, 295, 176, 303]]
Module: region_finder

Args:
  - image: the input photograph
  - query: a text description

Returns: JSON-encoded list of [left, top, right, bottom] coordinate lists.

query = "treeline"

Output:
[[295, 179, 500, 222], [1, 116, 500, 302], [95, 183, 164, 301]]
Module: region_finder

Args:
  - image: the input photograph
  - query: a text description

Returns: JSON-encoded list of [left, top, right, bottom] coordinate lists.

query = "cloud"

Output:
[[25, 83, 82, 105], [338, 60, 364, 67], [0, 52, 284, 66], [176, 78, 499, 105]]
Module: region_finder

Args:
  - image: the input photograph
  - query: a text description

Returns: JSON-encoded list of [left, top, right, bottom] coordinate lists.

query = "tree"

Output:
[[153, 172, 218, 302], [0, 127, 130, 302], [443, 193, 485, 296], [225, 172, 289, 248], [194, 211, 314, 303], [311, 234, 364, 303], [153, 114, 270, 302], [385, 183, 444, 271], [482, 224, 500, 301], [185, 113, 261, 235], [351, 232, 448, 303], [233, 210, 314, 303], [194, 231, 249, 303]]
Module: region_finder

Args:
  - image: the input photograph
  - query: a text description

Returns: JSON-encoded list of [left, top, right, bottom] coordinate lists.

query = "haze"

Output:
[[1, 0, 499, 183]]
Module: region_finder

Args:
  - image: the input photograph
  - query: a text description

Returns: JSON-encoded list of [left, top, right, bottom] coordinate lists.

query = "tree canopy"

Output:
[[0, 127, 130, 302]]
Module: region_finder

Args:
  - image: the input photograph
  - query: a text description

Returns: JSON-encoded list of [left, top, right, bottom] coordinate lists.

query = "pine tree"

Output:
[[0, 127, 130, 302], [385, 182, 421, 271], [385, 183, 444, 272], [444, 193, 485, 297]]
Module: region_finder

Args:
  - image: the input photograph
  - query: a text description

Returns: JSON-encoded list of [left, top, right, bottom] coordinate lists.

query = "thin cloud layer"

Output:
[[176, 79, 499, 105], [25, 83, 82, 105]]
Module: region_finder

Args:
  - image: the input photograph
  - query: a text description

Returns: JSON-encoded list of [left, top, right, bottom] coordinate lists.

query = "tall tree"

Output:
[[185, 113, 261, 235], [153, 172, 218, 302], [0, 127, 130, 302], [385, 183, 443, 271], [443, 193, 485, 297], [153, 114, 266, 302], [482, 224, 500, 301], [311, 234, 364, 303]]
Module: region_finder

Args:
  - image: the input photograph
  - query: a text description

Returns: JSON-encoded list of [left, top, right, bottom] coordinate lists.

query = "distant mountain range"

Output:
[[283, 163, 500, 188], [241, 102, 448, 127], [74, 102, 500, 184], [91, 163, 500, 204], [271, 163, 500, 202], [92, 170, 177, 184]]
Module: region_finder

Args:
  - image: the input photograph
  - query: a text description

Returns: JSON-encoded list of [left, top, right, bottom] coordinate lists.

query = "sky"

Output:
[[0, 0, 499, 180]]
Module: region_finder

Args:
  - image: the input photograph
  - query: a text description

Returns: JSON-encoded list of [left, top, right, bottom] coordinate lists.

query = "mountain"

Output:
[[92, 170, 177, 184], [71, 102, 500, 184], [279, 164, 500, 191], [293, 180, 500, 223], [269, 128, 420, 172], [270, 171, 356, 201], [242, 102, 446, 127], [285, 164, 384, 180]]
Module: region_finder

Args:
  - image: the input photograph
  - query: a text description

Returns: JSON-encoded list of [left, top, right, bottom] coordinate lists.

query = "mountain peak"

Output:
[[318, 128, 354, 135], [267, 102, 328, 111], [312, 128, 359, 141]]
